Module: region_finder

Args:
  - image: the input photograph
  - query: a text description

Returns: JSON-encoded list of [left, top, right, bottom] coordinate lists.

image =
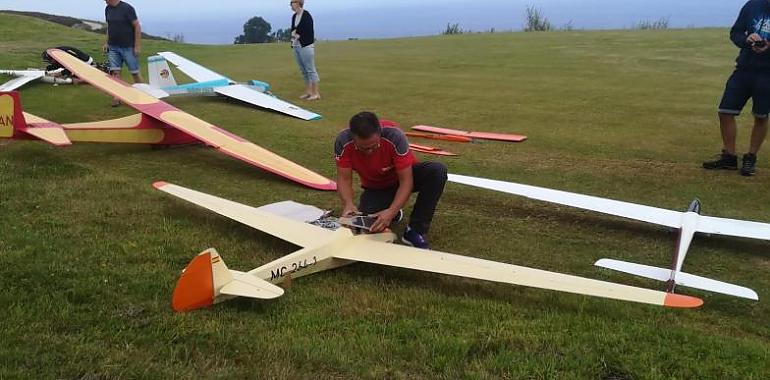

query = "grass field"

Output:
[[0, 12, 768, 379]]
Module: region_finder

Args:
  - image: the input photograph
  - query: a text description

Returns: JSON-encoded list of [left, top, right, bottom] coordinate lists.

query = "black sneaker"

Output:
[[741, 153, 757, 176], [702, 150, 738, 170]]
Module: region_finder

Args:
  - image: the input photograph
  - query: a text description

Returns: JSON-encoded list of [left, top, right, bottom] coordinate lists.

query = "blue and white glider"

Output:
[[145, 52, 321, 121]]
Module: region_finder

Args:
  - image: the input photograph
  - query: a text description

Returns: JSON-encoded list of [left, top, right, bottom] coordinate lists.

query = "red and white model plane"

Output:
[[0, 49, 336, 191]]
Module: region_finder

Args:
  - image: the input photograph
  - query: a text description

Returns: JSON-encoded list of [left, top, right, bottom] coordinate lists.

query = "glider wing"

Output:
[[153, 181, 334, 248], [0, 70, 45, 91], [48, 48, 336, 190], [448, 174, 683, 228], [696, 215, 770, 240], [214, 84, 321, 121], [334, 236, 703, 308]]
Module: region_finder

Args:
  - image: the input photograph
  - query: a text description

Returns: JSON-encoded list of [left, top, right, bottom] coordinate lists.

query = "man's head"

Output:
[[350, 111, 382, 155], [105, 0, 121, 7]]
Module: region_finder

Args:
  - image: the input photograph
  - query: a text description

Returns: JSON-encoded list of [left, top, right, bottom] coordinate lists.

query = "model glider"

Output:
[[406, 131, 473, 143], [409, 143, 457, 156], [448, 174, 762, 300], [412, 125, 527, 142], [142, 52, 321, 121], [153, 181, 703, 312], [0, 69, 73, 91], [0, 48, 336, 190]]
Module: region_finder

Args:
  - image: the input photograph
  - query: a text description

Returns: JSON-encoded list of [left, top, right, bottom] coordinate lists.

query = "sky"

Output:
[[0, 0, 749, 44]]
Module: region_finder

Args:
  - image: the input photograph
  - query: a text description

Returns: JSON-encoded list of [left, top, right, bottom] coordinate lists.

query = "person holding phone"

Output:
[[334, 112, 448, 249], [704, 0, 770, 176]]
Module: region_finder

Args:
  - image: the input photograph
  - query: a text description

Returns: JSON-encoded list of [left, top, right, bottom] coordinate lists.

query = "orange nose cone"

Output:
[[172, 251, 215, 312], [663, 293, 704, 308]]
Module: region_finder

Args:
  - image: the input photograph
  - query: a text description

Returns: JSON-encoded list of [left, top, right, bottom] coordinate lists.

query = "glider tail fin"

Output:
[[0, 91, 26, 138], [148, 55, 178, 88], [595, 259, 758, 300], [172, 248, 285, 312]]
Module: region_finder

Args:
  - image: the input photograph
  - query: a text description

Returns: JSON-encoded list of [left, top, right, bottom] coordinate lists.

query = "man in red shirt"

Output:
[[335, 112, 448, 249]]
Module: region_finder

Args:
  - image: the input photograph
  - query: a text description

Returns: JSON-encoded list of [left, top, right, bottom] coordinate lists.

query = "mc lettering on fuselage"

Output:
[[0, 94, 16, 138]]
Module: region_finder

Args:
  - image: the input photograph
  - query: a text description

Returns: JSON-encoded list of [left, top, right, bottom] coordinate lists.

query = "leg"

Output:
[[124, 48, 143, 83], [749, 116, 768, 154], [107, 46, 124, 106], [408, 162, 448, 235], [293, 48, 311, 97], [719, 112, 738, 154], [358, 187, 398, 216], [300, 46, 320, 98]]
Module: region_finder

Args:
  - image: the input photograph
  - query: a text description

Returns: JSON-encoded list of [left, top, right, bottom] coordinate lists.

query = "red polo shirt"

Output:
[[335, 124, 417, 189]]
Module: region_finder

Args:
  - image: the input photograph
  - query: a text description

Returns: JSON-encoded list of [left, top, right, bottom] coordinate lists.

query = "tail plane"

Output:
[[0, 91, 71, 146], [148, 55, 178, 88], [595, 259, 759, 300], [172, 249, 284, 312]]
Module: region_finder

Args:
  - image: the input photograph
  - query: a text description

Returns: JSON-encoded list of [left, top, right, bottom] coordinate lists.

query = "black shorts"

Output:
[[718, 68, 770, 118]]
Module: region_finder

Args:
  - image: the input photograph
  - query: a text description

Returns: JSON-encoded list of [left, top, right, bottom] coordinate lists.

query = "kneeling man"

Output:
[[334, 112, 448, 249]]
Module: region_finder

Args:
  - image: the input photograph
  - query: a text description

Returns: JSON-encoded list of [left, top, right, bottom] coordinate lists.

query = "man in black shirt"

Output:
[[103, 0, 143, 106]]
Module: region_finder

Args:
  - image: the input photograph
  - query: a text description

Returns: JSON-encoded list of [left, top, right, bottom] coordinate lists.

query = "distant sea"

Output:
[[140, 2, 743, 44]]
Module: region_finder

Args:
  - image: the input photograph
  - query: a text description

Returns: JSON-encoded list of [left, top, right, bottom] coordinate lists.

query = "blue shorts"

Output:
[[107, 46, 140, 74], [718, 68, 770, 118]]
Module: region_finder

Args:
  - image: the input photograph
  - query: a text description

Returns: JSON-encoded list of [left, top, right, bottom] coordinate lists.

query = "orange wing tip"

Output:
[[153, 181, 170, 189], [171, 249, 215, 312], [663, 293, 704, 308]]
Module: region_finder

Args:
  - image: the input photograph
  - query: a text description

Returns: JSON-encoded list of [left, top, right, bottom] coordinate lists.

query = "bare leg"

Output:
[[718, 112, 738, 154], [749, 116, 769, 154], [131, 72, 144, 84], [312, 82, 320, 97]]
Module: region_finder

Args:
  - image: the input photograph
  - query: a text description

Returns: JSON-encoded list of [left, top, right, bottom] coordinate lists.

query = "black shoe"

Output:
[[702, 150, 738, 170], [741, 153, 757, 176]]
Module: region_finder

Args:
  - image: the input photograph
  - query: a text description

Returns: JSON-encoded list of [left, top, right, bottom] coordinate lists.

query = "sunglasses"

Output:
[[354, 140, 381, 153]]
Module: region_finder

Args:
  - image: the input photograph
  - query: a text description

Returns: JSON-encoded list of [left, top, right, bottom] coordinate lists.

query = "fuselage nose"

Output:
[[686, 199, 701, 214]]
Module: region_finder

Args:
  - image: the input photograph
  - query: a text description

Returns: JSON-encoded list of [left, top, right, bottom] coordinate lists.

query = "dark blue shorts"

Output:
[[718, 69, 770, 118]]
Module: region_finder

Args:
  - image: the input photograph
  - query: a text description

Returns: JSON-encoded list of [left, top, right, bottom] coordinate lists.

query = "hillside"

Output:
[[0, 12, 768, 379], [0, 10, 167, 40]]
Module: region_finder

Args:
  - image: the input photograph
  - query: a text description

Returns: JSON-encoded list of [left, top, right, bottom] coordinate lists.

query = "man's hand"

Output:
[[747, 33, 768, 53], [342, 203, 359, 217], [371, 208, 398, 233], [102, 43, 109, 54], [134, 46, 141, 55]]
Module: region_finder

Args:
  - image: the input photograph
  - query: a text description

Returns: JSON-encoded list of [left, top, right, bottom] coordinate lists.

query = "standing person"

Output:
[[103, 0, 143, 107], [290, 0, 321, 100], [335, 112, 448, 249], [703, 0, 770, 176]]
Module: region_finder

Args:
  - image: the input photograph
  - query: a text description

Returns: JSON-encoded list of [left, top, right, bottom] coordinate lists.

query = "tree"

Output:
[[270, 28, 292, 43], [234, 16, 273, 44]]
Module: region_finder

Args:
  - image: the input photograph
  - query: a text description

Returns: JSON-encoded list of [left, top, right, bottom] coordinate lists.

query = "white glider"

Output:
[[0, 69, 73, 91], [448, 174, 762, 300], [144, 52, 321, 121], [154, 181, 704, 312]]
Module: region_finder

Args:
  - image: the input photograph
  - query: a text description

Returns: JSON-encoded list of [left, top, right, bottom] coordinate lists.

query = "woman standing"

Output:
[[291, 0, 321, 100]]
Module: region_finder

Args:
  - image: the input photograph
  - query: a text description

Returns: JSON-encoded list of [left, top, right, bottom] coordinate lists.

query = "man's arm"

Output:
[[730, 3, 752, 49], [103, 25, 109, 53], [371, 167, 413, 232], [337, 167, 358, 216], [133, 19, 142, 54]]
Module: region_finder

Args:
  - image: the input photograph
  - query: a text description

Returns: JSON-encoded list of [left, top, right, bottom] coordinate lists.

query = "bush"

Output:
[[524, 4, 552, 32], [442, 23, 465, 35], [634, 17, 670, 30]]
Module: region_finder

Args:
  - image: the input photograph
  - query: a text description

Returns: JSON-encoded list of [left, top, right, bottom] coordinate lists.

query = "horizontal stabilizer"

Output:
[[221, 271, 284, 299], [132, 83, 169, 99], [595, 259, 759, 300]]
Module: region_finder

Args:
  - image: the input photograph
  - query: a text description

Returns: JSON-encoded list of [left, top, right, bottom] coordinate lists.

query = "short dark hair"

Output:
[[349, 111, 381, 138]]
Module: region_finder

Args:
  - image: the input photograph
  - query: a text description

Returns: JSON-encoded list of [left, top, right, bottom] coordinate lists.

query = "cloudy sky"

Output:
[[0, 0, 747, 43]]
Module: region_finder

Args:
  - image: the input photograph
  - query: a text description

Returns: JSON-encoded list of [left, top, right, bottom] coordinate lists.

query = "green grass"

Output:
[[1, 12, 769, 379]]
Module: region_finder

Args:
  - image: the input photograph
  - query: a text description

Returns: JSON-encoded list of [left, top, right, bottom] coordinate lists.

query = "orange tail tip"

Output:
[[172, 249, 216, 312], [663, 293, 704, 308], [153, 181, 170, 189]]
